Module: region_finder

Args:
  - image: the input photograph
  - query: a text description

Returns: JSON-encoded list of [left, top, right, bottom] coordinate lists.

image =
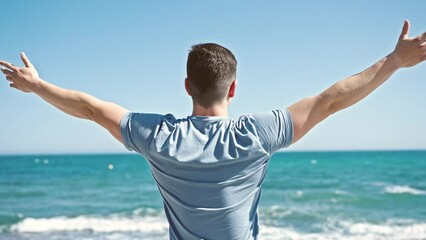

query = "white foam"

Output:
[[259, 221, 426, 240], [345, 221, 426, 240], [384, 185, 426, 195], [9, 214, 426, 240], [10, 215, 168, 233]]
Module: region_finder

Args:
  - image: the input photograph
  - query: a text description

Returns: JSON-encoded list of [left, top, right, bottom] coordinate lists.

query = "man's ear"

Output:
[[228, 79, 237, 98], [185, 78, 191, 96]]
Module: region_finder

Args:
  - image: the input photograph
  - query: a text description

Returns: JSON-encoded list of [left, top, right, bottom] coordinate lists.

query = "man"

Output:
[[1, 20, 425, 239]]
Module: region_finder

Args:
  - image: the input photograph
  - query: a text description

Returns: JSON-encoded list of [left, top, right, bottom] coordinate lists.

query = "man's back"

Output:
[[120, 110, 293, 239]]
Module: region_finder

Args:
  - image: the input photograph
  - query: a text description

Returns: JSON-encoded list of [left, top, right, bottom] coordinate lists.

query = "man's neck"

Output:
[[191, 102, 229, 117]]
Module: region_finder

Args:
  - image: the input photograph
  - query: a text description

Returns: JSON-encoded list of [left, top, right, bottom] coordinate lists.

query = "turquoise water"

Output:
[[1, 151, 425, 239]]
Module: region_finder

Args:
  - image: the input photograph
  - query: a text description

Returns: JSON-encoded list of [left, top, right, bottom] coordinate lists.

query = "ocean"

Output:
[[0, 151, 425, 240]]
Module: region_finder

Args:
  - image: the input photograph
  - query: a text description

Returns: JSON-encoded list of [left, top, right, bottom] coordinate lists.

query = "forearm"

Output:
[[321, 53, 401, 114], [33, 79, 100, 120], [286, 20, 424, 145]]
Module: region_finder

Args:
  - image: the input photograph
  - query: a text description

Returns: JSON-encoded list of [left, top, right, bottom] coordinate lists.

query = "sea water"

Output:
[[0, 151, 425, 239]]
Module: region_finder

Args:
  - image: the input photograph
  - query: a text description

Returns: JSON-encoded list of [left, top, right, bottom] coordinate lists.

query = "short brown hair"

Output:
[[186, 43, 237, 107]]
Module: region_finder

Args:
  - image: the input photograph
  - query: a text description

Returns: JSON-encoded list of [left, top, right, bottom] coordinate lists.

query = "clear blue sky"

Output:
[[1, 0, 425, 154]]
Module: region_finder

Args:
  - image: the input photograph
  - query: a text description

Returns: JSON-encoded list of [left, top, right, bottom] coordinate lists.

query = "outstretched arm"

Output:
[[0, 54, 127, 143], [288, 20, 426, 144]]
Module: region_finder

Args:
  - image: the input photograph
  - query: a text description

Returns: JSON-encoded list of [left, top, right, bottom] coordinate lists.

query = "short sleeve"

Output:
[[120, 112, 164, 156], [252, 109, 293, 155]]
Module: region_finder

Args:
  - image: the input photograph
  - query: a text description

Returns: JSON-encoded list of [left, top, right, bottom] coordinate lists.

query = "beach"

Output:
[[1, 151, 425, 239]]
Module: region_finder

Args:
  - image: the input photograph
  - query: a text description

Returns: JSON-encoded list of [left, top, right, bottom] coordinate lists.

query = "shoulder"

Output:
[[125, 112, 170, 123], [121, 112, 169, 134], [243, 109, 294, 153], [237, 109, 289, 128]]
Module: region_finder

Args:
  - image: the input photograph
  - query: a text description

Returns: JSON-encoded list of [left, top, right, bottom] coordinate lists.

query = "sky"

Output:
[[0, 0, 425, 154]]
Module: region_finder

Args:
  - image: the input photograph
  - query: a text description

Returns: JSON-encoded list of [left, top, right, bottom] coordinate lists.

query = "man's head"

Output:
[[186, 43, 237, 108]]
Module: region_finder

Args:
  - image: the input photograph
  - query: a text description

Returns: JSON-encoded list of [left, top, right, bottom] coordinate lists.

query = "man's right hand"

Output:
[[390, 20, 426, 68], [288, 20, 425, 145]]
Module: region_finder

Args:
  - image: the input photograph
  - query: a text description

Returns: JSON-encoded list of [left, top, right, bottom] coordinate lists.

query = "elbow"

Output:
[[84, 106, 96, 121], [68, 106, 94, 120], [76, 93, 97, 120], [318, 92, 339, 116], [327, 101, 341, 115]]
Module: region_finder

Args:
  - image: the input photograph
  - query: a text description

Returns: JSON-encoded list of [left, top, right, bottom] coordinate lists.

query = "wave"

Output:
[[260, 221, 426, 240], [4, 213, 426, 240], [10, 214, 168, 233], [384, 185, 426, 195]]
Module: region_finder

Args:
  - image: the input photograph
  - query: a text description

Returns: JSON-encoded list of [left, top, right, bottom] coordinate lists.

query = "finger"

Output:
[[1, 68, 14, 76], [10, 83, 17, 89], [20, 52, 32, 68], [0, 60, 17, 71], [6, 76, 13, 82], [400, 19, 410, 40]]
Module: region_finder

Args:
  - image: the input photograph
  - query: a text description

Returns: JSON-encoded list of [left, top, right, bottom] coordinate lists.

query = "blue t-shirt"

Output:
[[120, 109, 293, 240]]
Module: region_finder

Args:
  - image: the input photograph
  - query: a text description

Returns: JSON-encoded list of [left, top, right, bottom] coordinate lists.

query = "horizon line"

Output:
[[1, 148, 426, 156]]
